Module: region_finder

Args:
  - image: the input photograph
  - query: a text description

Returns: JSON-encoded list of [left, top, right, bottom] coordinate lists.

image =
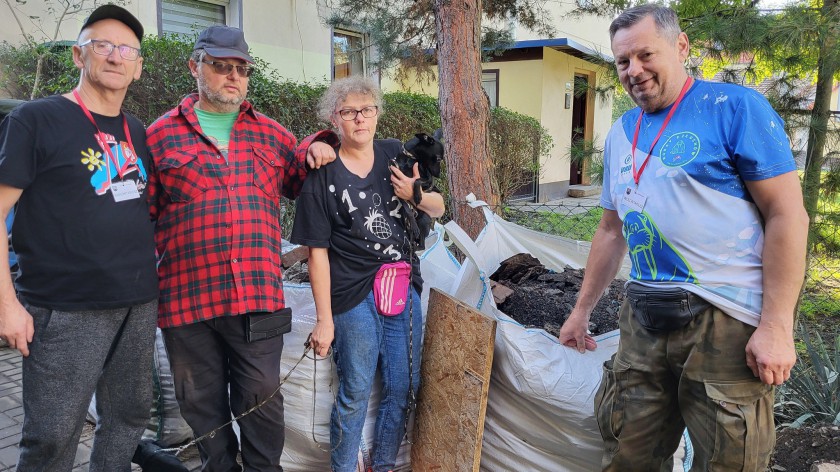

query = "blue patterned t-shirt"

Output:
[[601, 79, 796, 326]]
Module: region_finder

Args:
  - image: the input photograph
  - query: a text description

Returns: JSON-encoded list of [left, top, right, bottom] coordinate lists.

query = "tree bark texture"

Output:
[[434, 0, 498, 240]]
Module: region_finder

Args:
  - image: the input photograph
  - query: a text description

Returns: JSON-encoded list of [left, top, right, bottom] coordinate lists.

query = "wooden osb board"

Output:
[[411, 288, 497, 472]]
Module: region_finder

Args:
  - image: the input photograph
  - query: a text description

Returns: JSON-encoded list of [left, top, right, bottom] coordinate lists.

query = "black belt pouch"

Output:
[[246, 308, 293, 342], [626, 284, 711, 333]]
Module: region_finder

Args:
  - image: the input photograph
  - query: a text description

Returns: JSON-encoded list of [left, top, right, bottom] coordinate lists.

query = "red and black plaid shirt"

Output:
[[147, 94, 306, 328]]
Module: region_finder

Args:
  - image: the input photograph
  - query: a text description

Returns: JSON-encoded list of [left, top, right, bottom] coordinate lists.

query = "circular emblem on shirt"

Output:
[[659, 132, 701, 167]]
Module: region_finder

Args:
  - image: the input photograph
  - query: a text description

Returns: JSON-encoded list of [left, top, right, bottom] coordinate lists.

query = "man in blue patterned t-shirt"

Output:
[[559, 5, 808, 471]]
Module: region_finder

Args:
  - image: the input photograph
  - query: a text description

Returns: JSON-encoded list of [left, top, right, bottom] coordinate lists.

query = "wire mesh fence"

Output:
[[803, 196, 840, 340]]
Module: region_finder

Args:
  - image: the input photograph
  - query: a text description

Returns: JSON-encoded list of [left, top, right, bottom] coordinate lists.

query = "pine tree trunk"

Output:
[[434, 0, 498, 239], [802, 0, 839, 248]]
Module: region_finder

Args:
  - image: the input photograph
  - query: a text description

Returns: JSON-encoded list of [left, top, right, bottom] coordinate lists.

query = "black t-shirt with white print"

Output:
[[291, 138, 422, 315]]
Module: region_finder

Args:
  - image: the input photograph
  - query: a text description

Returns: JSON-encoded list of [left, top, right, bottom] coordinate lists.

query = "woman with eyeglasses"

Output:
[[291, 76, 444, 472]]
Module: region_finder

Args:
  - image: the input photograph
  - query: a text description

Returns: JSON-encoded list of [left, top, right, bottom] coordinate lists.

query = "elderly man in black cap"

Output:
[[0, 4, 158, 471], [147, 26, 333, 471]]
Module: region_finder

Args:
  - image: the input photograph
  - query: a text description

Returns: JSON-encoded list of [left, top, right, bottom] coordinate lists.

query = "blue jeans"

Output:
[[330, 290, 423, 472]]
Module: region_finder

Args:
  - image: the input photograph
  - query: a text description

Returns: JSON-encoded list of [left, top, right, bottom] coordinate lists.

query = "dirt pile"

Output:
[[489, 253, 625, 337], [770, 423, 840, 471]]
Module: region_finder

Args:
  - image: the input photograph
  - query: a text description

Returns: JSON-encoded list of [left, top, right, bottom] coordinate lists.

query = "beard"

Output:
[[197, 73, 245, 112]]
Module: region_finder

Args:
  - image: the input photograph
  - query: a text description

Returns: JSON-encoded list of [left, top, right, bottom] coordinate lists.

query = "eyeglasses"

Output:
[[336, 106, 379, 121], [200, 60, 255, 78], [79, 39, 141, 61]]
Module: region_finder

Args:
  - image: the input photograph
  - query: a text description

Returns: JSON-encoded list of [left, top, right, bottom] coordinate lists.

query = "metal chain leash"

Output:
[[309, 342, 342, 452], [401, 198, 418, 445], [160, 337, 315, 457]]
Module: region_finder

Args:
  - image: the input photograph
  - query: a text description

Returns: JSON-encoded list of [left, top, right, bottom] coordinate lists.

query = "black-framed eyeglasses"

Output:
[[200, 60, 255, 78], [336, 106, 379, 121], [78, 39, 141, 61]]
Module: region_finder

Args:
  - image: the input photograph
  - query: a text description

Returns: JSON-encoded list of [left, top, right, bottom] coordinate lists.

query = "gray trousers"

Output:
[[17, 300, 158, 472]]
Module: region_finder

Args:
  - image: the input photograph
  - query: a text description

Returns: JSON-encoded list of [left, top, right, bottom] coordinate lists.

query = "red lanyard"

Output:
[[73, 89, 136, 179], [631, 77, 694, 185]]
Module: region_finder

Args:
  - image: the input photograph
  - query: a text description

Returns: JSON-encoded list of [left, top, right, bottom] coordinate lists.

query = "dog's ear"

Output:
[[404, 135, 419, 152], [433, 128, 443, 142], [415, 132, 433, 144]]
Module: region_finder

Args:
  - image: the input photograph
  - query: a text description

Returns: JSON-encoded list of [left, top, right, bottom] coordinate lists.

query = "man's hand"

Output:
[[306, 141, 337, 169], [309, 317, 334, 357], [745, 322, 796, 386], [558, 311, 597, 353], [0, 298, 34, 357]]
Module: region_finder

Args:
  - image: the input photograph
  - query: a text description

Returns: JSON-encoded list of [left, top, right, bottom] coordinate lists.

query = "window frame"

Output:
[[331, 28, 368, 80], [157, 0, 242, 36], [482, 69, 500, 108]]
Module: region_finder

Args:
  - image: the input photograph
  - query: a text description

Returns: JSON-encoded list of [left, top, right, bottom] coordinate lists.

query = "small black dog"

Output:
[[390, 131, 444, 249], [132, 439, 190, 472]]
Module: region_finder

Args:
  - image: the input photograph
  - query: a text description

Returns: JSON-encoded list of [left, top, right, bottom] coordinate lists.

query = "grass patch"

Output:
[[503, 207, 603, 242]]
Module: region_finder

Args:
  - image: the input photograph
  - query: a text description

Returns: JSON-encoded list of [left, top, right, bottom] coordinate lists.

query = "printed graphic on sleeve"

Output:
[[623, 211, 698, 283], [81, 131, 148, 198]]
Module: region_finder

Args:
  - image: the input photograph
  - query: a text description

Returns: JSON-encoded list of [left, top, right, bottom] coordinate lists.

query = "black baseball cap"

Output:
[[80, 4, 144, 43], [194, 26, 254, 63]]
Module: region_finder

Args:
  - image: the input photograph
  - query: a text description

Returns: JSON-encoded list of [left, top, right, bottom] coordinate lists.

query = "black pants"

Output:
[[163, 315, 285, 472]]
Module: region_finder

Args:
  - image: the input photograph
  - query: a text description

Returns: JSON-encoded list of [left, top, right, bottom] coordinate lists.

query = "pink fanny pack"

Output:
[[373, 261, 411, 316]]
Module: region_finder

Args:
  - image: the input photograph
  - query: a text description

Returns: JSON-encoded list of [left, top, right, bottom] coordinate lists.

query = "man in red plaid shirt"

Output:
[[147, 26, 333, 471]]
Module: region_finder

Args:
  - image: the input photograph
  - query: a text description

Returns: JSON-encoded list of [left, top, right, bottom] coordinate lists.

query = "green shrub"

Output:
[[1, 35, 554, 230], [379, 92, 441, 141], [0, 42, 77, 99], [124, 34, 198, 125], [775, 324, 840, 427], [490, 107, 553, 204]]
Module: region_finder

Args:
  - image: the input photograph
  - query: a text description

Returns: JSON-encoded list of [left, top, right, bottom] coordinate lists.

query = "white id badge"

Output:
[[621, 187, 647, 213], [111, 180, 141, 202]]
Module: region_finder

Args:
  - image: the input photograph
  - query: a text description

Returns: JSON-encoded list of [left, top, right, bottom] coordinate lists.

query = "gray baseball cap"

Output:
[[80, 4, 144, 43], [194, 26, 254, 63]]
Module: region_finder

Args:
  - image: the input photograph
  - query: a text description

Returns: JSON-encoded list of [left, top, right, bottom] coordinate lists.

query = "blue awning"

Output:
[[507, 38, 612, 63]]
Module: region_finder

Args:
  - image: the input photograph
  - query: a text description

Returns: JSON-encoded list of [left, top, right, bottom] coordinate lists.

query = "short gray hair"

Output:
[[317, 76, 383, 123], [609, 4, 681, 42], [190, 48, 206, 64]]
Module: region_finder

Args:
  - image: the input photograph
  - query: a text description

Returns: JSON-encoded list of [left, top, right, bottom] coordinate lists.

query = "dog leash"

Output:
[[309, 338, 342, 452], [160, 336, 314, 457], [399, 177, 420, 445], [388, 146, 421, 444]]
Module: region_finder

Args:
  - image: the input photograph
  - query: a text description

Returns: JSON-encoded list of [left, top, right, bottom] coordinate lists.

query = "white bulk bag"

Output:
[[279, 227, 460, 472]]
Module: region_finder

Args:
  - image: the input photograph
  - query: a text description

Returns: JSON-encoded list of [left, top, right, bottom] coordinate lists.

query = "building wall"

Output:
[[0, 1, 105, 45], [829, 81, 840, 159], [381, 49, 613, 201], [240, 0, 331, 82], [486, 2, 613, 55], [0, 0, 333, 83], [537, 47, 612, 200]]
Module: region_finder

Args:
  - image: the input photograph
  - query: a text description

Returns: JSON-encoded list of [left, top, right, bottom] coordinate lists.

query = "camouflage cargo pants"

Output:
[[594, 299, 775, 471]]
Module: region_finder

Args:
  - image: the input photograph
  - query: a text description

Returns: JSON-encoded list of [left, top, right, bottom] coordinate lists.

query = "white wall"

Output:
[[0, 0, 334, 83]]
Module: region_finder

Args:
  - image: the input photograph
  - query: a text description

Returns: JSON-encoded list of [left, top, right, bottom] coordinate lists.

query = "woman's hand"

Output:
[[390, 162, 419, 202], [309, 316, 334, 357]]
